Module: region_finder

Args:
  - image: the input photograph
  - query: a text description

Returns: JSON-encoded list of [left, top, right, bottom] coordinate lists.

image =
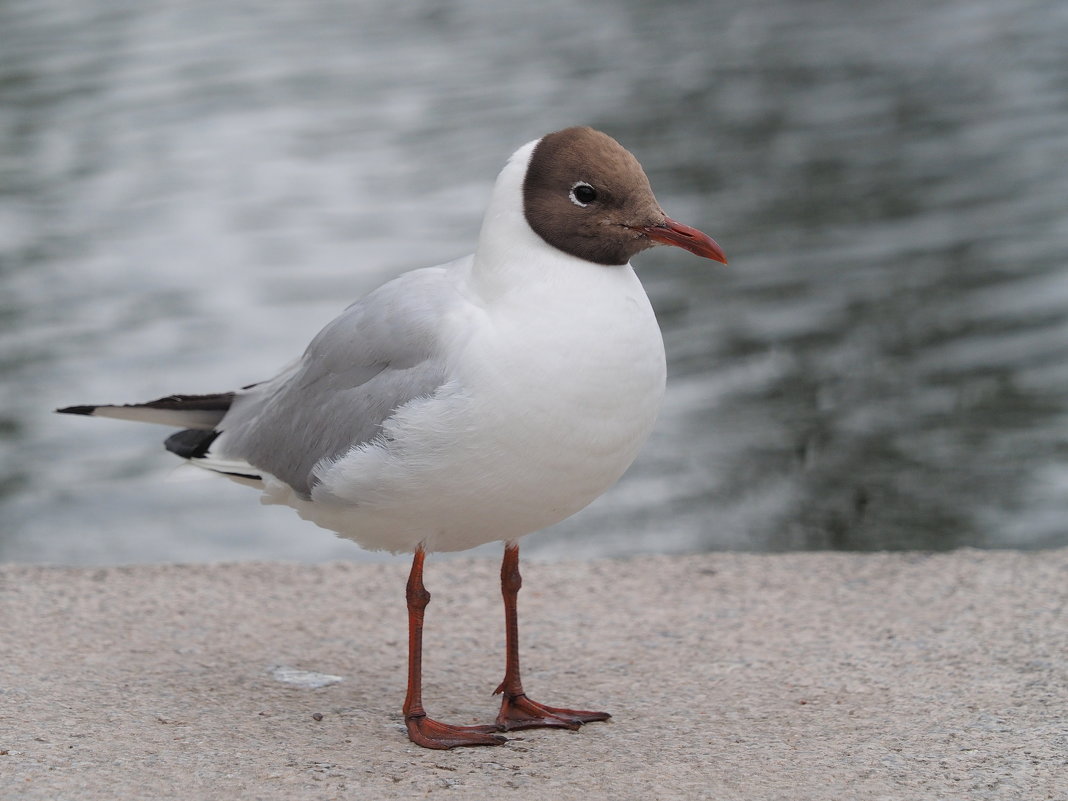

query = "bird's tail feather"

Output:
[[56, 392, 234, 430]]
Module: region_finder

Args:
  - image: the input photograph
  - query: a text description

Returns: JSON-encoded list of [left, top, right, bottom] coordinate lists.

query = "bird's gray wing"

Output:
[[208, 265, 461, 497]]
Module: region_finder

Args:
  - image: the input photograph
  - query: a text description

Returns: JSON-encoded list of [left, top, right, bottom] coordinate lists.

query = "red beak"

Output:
[[639, 217, 728, 264]]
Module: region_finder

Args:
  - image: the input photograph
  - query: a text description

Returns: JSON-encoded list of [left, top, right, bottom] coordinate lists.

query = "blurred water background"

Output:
[[1, 0, 1066, 565]]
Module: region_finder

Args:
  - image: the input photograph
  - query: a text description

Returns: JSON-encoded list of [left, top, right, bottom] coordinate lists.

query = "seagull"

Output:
[[58, 126, 727, 749]]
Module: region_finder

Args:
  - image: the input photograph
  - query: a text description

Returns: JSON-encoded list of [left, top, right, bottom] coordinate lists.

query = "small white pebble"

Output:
[[268, 666, 343, 689]]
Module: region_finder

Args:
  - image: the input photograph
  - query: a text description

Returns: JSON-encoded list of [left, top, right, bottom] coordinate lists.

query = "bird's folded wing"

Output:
[[203, 266, 464, 497]]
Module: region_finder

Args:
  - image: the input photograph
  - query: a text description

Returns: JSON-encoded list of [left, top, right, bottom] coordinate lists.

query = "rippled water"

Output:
[[2, 0, 1066, 564]]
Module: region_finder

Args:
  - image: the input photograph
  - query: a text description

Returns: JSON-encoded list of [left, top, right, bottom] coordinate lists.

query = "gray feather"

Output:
[[212, 266, 461, 496], [57, 393, 234, 429]]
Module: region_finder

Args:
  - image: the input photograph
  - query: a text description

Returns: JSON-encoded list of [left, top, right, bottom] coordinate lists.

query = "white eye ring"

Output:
[[569, 181, 597, 207]]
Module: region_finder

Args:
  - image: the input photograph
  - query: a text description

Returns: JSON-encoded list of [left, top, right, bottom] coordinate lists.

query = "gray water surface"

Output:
[[2, 0, 1067, 564]]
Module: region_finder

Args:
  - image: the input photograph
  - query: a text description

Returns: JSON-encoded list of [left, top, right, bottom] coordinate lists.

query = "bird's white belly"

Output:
[[286, 271, 667, 553]]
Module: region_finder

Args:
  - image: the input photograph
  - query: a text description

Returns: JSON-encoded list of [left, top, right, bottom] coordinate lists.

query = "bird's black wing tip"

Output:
[[56, 405, 97, 416], [165, 428, 221, 459]]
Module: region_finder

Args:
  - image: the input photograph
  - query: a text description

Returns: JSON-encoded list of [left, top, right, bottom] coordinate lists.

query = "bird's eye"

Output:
[[569, 181, 598, 207]]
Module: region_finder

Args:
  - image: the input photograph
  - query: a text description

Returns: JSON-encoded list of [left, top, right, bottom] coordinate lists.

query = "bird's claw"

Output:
[[496, 693, 610, 732], [405, 714, 507, 749]]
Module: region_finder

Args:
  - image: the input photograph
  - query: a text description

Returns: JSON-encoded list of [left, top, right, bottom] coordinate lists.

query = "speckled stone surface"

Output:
[[2, 550, 1066, 800]]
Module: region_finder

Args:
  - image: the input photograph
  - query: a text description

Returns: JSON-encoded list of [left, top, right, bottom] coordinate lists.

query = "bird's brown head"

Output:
[[522, 126, 727, 267]]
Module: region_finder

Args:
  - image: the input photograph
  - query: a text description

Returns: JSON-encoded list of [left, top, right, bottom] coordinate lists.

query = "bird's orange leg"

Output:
[[403, 546, 506, 749], [494, 542, 611, 731]]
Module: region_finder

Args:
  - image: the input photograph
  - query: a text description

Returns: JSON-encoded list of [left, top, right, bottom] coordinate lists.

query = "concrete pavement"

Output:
[[2, 550, 1066, 800]]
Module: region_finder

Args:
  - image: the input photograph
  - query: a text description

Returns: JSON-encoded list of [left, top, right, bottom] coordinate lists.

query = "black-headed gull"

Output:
[[59, 126, 727, 749]]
